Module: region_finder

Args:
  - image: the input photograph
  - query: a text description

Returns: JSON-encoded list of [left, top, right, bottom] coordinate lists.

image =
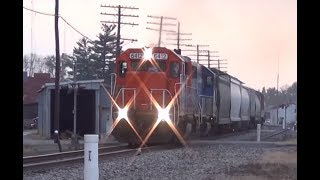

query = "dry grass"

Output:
[[219, 146, 297, 180]]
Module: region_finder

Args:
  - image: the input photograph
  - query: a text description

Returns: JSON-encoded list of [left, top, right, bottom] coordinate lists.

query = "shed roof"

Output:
[[23, 73, 55, 104]]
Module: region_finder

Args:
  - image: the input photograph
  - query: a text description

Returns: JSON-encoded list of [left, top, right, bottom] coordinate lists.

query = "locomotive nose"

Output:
[[127, 72, 168, 110]]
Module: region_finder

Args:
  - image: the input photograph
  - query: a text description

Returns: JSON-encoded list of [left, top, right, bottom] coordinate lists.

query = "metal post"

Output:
[[257, 124, 261, 142], [285, 105, 287, 129], [282, 110, 286, 129], [162, 90, 165, 108], [84, 134, 99, 180], [54, 130, 62, 152]]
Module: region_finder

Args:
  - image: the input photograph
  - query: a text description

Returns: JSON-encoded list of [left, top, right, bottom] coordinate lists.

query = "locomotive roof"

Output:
[[209, 67, 244, 84], [122, 47, 245, 84], [122, 47, 192, 62]]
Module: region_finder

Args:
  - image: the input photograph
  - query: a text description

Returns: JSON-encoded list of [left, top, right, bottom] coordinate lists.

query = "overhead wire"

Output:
[[23, 6, 93, 41]]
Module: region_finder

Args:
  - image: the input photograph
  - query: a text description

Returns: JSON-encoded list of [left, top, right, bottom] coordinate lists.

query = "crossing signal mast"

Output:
[[100, 5, 139, 57]]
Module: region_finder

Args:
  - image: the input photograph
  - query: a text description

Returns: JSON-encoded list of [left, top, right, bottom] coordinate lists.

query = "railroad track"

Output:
[[23, 145, 129, 168], [261, 128, 291, 140], [23, 144, 175, 169], [191, 129, 252, 141]]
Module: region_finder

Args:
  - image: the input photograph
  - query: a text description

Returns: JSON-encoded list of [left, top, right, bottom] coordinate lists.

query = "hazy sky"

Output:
[[23, 0, 296, 90]]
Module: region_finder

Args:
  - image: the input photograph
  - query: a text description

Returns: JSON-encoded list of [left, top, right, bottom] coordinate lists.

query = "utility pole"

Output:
[[276, 55, 280, 124], [72, 62, 78, 148], [146, 15, 177, 47], [191, 50, 219, 68], [54, 0, 62, 152], [212, 59, 228, 71], [207, 51, 210, 68], [101, 5, 139, 57], [30, 0, 33, 66], [181, 44, 211, 63], [166, 21, 192, 50]]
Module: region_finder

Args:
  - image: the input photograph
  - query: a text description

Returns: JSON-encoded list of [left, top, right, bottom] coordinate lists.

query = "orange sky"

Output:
[[23, 0, 296, 90]]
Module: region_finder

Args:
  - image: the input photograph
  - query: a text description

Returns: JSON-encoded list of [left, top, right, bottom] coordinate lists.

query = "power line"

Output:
[[166, 21, 192, 50], [60, 17, 92, 41], [101, 4, 139, 57], [181, 44, 209, 64], [23, 6, 55, 16], [23, 6, 92, 41]]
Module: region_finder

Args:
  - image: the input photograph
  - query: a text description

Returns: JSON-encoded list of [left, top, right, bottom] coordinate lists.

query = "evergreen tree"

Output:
[[43, 53, 73, 80], [263, 81, 297, 108], [72, 37, 96, 80], [91, 24, 123, 83]]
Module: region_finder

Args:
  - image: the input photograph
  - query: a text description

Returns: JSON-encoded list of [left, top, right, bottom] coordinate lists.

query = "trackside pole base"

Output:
[[257, 124, 261, 142], [84, 134, 99, 180]]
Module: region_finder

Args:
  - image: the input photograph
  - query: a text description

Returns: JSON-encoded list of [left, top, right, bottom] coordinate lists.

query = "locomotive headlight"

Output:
[[143, 47, 153, 61], [157, 108, 170, 122], [117, 107, 129, 121]]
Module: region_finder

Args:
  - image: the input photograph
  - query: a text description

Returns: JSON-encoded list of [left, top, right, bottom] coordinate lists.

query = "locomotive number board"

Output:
[[129, 53, 168, 60]]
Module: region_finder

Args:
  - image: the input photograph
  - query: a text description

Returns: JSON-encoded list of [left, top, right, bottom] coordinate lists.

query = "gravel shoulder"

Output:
[[23, 139, 296, 180]]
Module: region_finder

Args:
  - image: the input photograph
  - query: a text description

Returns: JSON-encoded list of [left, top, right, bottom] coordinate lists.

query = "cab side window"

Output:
[[119, 61, 127, 77], [206, 76, 213, 86], [170, 62, 180, 78], [192, 66, 197, 79]]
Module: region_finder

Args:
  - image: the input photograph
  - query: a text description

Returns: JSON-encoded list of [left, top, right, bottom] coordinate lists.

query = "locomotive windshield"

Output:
[[131, 60, 166, 72]]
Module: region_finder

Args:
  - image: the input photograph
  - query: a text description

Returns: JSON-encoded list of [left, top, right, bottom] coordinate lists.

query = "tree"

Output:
[[61, 53, 74, 79], [44, 55, 56, 77], [23, 53, 44, 76], [72, 37, 96, 80], [261, 87, 266, 95], [286, 82, 297, 104], [91, 24, 123, 83], [43, 53, 73, 80], [263, 81, 297, 108]]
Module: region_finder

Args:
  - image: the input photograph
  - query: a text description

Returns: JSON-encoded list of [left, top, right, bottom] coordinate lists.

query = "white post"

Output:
[[84, 134, 99, 180], [282, 118, 286, 129], [257, 124, 261, 142]]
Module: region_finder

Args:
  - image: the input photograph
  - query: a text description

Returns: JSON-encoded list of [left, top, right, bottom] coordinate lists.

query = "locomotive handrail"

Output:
[[199, 95, 214, 98], [175, 83, 199, 112], [113, 88, 137, 109], [110, 73, 117, 96], [198, 95, 214, 124], [150, 89, 176, 125]]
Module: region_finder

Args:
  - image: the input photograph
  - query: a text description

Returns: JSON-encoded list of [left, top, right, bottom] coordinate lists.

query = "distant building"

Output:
[[23, 73, 55, 121], [265, 103, 297, 125]]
